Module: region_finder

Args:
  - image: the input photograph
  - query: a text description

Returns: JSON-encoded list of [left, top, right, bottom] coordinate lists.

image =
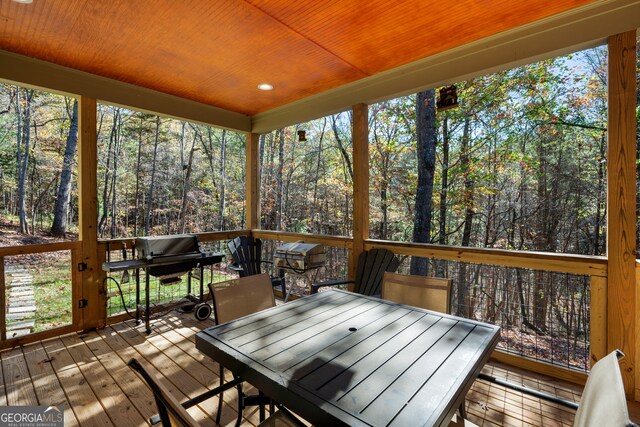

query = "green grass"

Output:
[[32, 261, 73, 332], [7, 254, 232, 333]]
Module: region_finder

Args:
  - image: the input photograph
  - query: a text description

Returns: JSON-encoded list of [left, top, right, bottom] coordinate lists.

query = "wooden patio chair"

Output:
[[381, 271, 452, 313], [210, 274, 305, 427], [128, 357, 300, 427], [227, 236, 286, 298], [455, 350, 635, 427], [311, 248, 399, 296]]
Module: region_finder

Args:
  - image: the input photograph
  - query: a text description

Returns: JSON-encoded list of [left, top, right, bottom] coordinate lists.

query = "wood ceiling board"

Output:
[[0, 0, 84, 61], [0, 0, 617, 121], [247, 0, 596, 75], [0, 0, 365, 115], [252, 0, 640, 133]]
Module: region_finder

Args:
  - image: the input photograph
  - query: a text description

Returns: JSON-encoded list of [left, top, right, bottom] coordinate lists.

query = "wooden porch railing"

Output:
[[0, 229, 614, 386], [0, 241, 82, 350]]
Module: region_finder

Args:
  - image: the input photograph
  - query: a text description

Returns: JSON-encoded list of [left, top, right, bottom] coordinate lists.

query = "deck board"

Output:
[[42, 338, 114, 426], [61, 333, 146, 427], [1, 347, 37, 406], [109, 321, 221, 426], [22, 342, 79, 426], [1, 310, 639, 427]]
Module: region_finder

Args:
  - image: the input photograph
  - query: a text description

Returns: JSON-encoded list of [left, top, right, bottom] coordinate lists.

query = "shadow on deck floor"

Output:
[[0, 309, 638, 426]]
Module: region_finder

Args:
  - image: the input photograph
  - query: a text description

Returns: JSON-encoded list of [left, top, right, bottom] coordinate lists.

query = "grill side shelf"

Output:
[[102, 259, 146, 272]]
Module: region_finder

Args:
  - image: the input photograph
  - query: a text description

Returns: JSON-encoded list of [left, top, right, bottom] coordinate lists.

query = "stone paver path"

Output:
[[5, 266, 35, 338]]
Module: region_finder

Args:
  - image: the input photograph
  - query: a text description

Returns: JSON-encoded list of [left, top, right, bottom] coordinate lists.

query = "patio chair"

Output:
[[128, 357, 300, 427], [311, 248, 399, 296], [227, 236, 286, 298], [209, 274, 284, 427], [381, 271, 452, 313], [128, 358, 198, 427], [455, 350, 635, 427]]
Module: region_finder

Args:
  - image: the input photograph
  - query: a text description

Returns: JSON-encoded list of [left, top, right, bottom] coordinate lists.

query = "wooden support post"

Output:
[[589, 276, 607, 366], [246, 132, 260, 231], [78, 96, 104, 330], [637, 262, 640, 401], [607, 31, 636, 399], [350, 104, 369, 285]]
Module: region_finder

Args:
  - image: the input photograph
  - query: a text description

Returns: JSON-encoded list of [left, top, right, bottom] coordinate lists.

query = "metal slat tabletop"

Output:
[[196, 289, 500, 427]]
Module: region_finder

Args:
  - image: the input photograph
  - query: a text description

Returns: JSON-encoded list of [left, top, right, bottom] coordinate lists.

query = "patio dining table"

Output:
[[195, 289, 500, 427]]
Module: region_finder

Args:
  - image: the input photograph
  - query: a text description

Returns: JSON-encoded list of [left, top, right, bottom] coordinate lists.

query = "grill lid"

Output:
[[136, 234, 200, 261]]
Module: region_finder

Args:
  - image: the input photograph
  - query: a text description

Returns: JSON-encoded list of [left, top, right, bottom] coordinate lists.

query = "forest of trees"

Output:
[[0, 45, 631, 256], [258, 46, 615, 259], [1, 43, 639, 369]]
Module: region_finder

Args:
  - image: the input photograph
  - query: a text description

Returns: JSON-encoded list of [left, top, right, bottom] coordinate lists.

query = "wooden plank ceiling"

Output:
[[0, 0, 594, 116]]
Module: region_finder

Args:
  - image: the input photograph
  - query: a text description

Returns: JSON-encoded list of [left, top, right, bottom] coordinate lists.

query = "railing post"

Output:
[[78, 96, 105, 330], [351, 104, 369, 285], [246, 132, 260, 231], [607, 31, 637, 399]]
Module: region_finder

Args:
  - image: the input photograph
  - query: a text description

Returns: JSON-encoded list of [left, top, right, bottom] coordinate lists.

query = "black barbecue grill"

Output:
[[102, 234, 224, 334]]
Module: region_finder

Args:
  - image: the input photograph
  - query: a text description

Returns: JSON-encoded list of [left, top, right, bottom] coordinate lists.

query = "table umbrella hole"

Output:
[[349, 327, 357, 332]]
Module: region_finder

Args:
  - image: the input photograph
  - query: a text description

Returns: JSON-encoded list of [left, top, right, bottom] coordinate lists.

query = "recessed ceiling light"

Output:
[[12, 0, 33, 3], [257, 83, 273, 91]]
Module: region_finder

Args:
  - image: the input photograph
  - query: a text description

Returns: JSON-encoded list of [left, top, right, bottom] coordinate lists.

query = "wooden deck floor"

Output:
[[1, 310, 638, 427]]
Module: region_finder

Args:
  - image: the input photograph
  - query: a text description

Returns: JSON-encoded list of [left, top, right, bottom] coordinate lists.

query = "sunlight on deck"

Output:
[[1, 310, 638, 427]]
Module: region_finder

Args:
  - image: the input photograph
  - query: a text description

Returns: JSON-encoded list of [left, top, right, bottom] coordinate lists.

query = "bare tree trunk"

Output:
[[16, 88, 34, 235], [410, 89, 437, 275], [456, 117, 474, 316], [436, 117, 450, 277], [145, 117, 161, 235], [13, 86, 22, 225], [109, 109, 122, 238], [134, 115, 143, 236], [331, 114, 353, 180], [51, 98, 79, 237], [276, 129, 284, 231], [179, 123, 197, 233], [218, 129, 227, 230], [595, 132, 606, 255], [311, 118, 327, 231], [98, 108, 117, 235], [283, 134, 297, 231]]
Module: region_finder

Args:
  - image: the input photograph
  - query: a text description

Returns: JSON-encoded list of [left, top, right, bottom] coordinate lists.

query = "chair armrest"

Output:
[[311, 279, 354, 294], [227, 264, 243, 273]]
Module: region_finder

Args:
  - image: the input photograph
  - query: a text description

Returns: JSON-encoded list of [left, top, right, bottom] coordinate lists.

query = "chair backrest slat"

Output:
[[209, 273, 276, 325], [382, 272, 452, 313], [353, 249, 400, 296]]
